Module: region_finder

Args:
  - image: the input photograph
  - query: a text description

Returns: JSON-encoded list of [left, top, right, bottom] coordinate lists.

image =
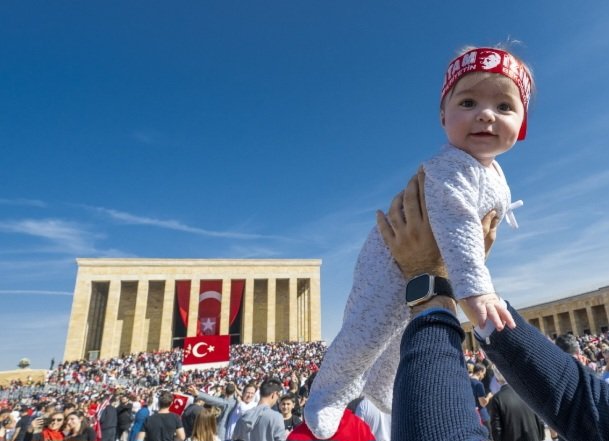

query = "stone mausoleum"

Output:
[[64, 258, 321, 361]]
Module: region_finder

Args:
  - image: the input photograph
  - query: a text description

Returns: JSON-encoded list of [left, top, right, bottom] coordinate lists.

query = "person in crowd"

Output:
[[287, 409, 375, 441], [488, 369, 545, 441], [378, 170, 609, 440], [116, 395, 133, 441], [305, 44, 529, 439], [0, 408, 17, 441], [224, 385, 257, 441], [470, 363, 493, 437], [12, 405, 33, 441], [182, 395, 205, 439], [353, 398, 390, 441], [232, 378, 285, 441], [64, 412, 96, 441], [62, 404, 76, 419], [137, 392, 184, 441], [98, 396, 117, 441], [278, 394, 301, 437], [190, 409, 220, 441], [127, 398, 150, 441], [187, 383, 238, 441], [25, 412, 65, 441]]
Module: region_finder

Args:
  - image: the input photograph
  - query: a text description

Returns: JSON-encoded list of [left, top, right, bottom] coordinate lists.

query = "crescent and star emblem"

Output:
[[192, 341, 216, 358]]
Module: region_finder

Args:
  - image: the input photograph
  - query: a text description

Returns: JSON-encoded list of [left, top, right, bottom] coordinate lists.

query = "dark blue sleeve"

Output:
[[392, 310, 489, 441], [479, 304, 609, 441]]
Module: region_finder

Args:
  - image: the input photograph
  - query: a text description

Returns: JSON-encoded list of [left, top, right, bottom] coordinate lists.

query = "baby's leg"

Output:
[[362, 321, 407, 413], [304, 226, 408, 439]]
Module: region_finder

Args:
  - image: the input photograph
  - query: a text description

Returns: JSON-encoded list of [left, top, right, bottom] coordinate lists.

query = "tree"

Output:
[[18, 358, 31, 369]]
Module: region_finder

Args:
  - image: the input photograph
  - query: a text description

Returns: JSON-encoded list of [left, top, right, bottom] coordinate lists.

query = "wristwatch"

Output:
[[405, 274, 454, 307]]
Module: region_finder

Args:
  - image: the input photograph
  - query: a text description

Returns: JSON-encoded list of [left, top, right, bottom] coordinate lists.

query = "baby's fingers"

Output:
[[486, 305, 504, 332], [496, 303, 516, 330]]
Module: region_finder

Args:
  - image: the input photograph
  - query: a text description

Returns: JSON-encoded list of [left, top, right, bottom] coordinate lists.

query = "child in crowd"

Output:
[[305, 46, 534, 438]]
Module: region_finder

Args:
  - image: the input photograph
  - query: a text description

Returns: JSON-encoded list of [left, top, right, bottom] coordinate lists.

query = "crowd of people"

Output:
[[0, 327, 607, 441]]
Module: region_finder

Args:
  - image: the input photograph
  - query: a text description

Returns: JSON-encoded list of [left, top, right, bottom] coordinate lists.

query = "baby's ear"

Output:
[[440, 110, 445, 127]]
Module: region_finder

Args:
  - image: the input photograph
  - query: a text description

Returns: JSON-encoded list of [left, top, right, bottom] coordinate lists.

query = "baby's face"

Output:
[[441, 72, 525, 166]]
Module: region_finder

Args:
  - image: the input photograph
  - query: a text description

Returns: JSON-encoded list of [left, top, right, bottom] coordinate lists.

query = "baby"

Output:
[[304, 46, 533, 439]]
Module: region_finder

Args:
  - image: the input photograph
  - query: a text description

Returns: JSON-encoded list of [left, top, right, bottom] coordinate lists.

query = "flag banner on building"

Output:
[[176, 280, 191, 329], [169, 393, 192, 415], [182, 334, 230, 370], [198, 280, 222, 335], [229, 280, 245, 326]]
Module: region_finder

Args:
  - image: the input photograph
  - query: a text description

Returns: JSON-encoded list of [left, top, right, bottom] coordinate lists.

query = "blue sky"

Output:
[[2, 2, 609, 371]]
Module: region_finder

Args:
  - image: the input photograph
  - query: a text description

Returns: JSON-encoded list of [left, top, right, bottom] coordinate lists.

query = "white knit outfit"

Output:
[[304, 145, 518, 439]]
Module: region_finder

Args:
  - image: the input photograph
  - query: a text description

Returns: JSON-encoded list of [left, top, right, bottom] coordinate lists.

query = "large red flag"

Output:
[[182, 335, 230, 370], [198, 280, 222, 336], [168, 393, 191, 416]]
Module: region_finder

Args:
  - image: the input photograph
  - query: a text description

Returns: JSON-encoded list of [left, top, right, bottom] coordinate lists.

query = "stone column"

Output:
[[569, 311, 578, 336], [219, 279, 231, 336], [158, 279, 175, 350], [100, 279, 121, 359], [309, 275, 321, 341], [131, 279, 149, 353], [242, 279, 254, 344], [187, 280, 200, 337], [537, 314, 546, 336], [288, 278, 298, 341], [267, 278, 276, 343], [64, 276, 92, 361], [586, 306, 597, 335], [553, 314, 561, 335]]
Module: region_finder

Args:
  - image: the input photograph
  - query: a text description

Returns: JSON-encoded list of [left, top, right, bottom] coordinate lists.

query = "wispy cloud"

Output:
[[89, 206, 287, 240], [0, 219, 101, 254], [0, 198, 47, 208], [0, 289, 72, 296]]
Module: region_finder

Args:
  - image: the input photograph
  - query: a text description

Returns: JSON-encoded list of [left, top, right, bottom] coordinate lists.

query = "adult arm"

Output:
[[174, 428, 185, 441], [378, 172, 492, 441], [479, 306, 609, 441]]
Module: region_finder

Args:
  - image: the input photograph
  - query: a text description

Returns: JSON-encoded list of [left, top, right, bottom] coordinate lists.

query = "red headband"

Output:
[[441, 48, 532, 140]]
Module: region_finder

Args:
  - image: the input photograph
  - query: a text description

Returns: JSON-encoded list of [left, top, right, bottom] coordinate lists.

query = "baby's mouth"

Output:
[[471, 132, 495, 137]]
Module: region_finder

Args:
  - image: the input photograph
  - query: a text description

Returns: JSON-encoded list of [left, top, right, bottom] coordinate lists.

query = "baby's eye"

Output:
[[498, 102, 513, 112], [459, 99, 475, 108]]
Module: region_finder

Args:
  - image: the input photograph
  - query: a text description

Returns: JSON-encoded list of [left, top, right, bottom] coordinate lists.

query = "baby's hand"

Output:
[[461, 294, 516, 331]]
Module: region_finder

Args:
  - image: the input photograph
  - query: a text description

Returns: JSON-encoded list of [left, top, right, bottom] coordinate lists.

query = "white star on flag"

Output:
[[208, 346, 215, 352], [202, 318, 215, 332]]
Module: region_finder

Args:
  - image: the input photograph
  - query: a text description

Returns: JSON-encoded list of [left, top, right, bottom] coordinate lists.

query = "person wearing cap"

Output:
[[12, 405, 33, 441], [378, 171, 609, 440], [304, 45, 531, 439]]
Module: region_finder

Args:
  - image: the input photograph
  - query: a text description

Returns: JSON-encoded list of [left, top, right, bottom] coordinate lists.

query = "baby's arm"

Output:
[[423, 153, 515, 330]]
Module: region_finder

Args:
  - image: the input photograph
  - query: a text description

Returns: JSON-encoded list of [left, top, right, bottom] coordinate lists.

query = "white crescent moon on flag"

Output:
[[199, 291, 221, 302], [192, 342, 209, 358], [174, 398, 184, 406]]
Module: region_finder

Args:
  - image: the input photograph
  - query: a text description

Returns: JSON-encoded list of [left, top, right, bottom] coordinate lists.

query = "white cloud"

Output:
[[0, 219, 101, 254], [89, 206, 287, 241], [0, 289, 72, 296]]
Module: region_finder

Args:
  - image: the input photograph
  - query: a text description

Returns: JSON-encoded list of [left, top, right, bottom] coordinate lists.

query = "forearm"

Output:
[[392, 310, 488, 441], [480, 304, 609, 440], [195, 391, 228, 408]]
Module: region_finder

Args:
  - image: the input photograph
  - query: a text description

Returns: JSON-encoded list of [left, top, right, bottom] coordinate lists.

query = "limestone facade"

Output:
[[462, 286, 609, 350], [64, 258, 322, 362]]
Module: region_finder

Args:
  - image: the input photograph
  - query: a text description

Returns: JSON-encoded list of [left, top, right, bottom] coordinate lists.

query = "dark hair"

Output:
[[555, 334, 580, 355], [259, 378, 283, 398], [225, 384, 236, 396], [473, 363, 486, 375], [158, 392, 174, 409], [66, 411, 89, 435], [280, 393, 296, 404]]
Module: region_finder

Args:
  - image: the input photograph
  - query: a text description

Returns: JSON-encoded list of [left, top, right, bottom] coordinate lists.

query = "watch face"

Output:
[[406, 275, 431, 303]]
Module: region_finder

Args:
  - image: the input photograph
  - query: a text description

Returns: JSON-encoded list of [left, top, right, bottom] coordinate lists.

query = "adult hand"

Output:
[[376, 169, 500, 277], [376, 170, 447, 279], [187, 385, 200, 397]]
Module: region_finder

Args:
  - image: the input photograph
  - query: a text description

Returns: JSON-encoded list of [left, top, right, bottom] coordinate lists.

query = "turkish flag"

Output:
[[198, 280, 222, 336], [182, 335, 230, 371], [169, 393, 191, 415]]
